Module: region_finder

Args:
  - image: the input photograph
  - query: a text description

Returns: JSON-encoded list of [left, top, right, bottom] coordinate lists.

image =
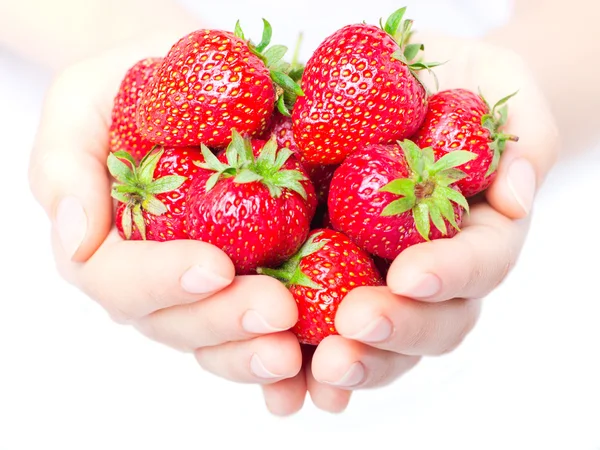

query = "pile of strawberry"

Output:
[[107, 7, 517, 346]]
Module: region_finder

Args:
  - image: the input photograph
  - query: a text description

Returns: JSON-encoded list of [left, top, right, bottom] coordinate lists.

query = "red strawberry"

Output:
[[412, 89, 519, 197], [108, 146, 201, 241], [259, 229, 384, 346], [328, 140, 475, 260], [263, 111, 337, 204], [136, 21, 303, 149], [185, 131, 317, 275], [109, 58, 163, 162], [292, 7, 439, 165]]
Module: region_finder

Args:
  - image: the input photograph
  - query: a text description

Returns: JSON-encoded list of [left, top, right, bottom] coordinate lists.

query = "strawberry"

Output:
[[328, 140, 476, 260], [412, 89, 519, 197], [108, 146, 201, 241], [292, 7, 440, 165], [259, 229, 384, 346], [185, 131, 317, 275], [262, 111, 337, 205], [109, 58, 163, 162], [136, 21, 303, 149]]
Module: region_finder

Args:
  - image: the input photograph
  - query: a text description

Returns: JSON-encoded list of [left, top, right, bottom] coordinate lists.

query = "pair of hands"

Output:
[[28, 31, 558, 415]]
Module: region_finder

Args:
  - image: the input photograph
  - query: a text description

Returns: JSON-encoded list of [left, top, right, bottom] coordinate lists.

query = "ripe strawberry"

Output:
[[136, 21, 303, 149], [292, 7, 440, 165], [108, 146, 201, 241], [412, 89, 519, 197], [108, 58, 163, 162], [259, 229, 384, 346], [262, 111, 337, 204], [185, 131, 317, 275], [328, 140, 475, 260]]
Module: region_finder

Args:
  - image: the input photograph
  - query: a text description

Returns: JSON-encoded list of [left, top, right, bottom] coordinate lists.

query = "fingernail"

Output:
[[250, 353, 282, 379], [398, 273, 442, 299], [242, 310, 287, 334], [346, 316, 393, 343], [55, 196, 87, 259], [180, 265, 231, 295], [324, 362, 366, 387], [507, 158, 537, 215]]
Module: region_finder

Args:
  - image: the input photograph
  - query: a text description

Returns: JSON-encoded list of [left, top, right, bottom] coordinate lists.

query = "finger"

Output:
[[77, 234, 235, 322], [335, 287, 482, 356], [386, 203, 528, 302], [261, 372, 307, 417], [194, 332, 302, 385], [306, 361, 353, 414], [477, 48, 560, 219], [135, 275, 297, 351], [29, 67, 114, 262], [311, 336, 421, 390]]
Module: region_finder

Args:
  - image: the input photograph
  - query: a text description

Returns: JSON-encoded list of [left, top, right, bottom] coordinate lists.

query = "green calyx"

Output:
[[379, 140, 477, 241], [195, 130, 309, 200], [257, 232, 327, 289], [108, 148, 186, 240], [234, 19, 304, 117], [480, 89, 520, 176], [381, 7, 445, 90]]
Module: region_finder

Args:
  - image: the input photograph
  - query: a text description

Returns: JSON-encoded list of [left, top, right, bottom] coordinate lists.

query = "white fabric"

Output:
[[2, 1, 600, 449]]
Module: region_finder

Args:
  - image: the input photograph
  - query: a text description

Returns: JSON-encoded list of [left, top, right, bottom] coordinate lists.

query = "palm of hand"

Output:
[[28, 32, 558, 416]]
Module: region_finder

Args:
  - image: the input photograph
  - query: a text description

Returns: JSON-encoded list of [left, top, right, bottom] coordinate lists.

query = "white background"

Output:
[[1, 1, 599, 449]]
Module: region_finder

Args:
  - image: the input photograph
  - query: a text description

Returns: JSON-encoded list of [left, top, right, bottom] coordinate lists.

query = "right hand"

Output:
[[28, 37, 303, 386]]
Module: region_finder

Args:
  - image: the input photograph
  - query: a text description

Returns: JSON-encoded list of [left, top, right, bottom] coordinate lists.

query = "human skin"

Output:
[[1, 0, 580, 415]]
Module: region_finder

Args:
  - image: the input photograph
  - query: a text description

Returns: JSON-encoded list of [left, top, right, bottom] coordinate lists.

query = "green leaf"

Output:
[[436, 168, 468, 186], [384, 7, 406, 37], [201, 144, 228, 172], [234, 20, 245, 40], [263, 45, 288, 67], [271, 70, 304, 96], [486, 140, 502, 177], [147, 175, 187, 194], [112, 150, 137, 168], [291, 270, 324, 290], [400, 140, 425, 178], [235, 169, 263, 184], [132, 203, 147, 240], [288, 66, 304, 82], [113, 185, 143, 197], [436, 195, 460, 231], [276, 95, 291, 117], [273, 147, 294, 172], [381, 197, 416, 217], [391, 49, 407, 63], [437, 186, 470, 213], [498, 105, 509, 127], [492, 90, 519, 113], [426, 200, 447, 235], [431, 150, 478, 173], [256, 138, 278, 169], [422, 146, 436, 171], [206, 172, 222, 192], [142, 195, 167, 216], [298, 232, 327, 259], [121, 205, 133, 240], [254, 18, 273, 53], [403, 43, 423, 62], [269, 169, 308, 199], [111, 188, 132, 204], [138, 149, 164, 185], [413, 203, 431, 241], [379, 178, 415, 197], [107, 153, 135, 184]]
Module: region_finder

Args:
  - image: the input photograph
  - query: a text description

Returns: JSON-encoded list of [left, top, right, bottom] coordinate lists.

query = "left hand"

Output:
[[261, 35, 559, 415]]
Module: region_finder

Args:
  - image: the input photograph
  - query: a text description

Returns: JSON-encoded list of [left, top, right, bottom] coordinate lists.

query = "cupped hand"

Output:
[[28, 35, 303, 387], [262, 35, 559, 416]]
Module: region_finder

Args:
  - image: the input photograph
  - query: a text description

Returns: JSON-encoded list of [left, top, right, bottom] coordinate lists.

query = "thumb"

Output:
[[28, 66, 114, 262]]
